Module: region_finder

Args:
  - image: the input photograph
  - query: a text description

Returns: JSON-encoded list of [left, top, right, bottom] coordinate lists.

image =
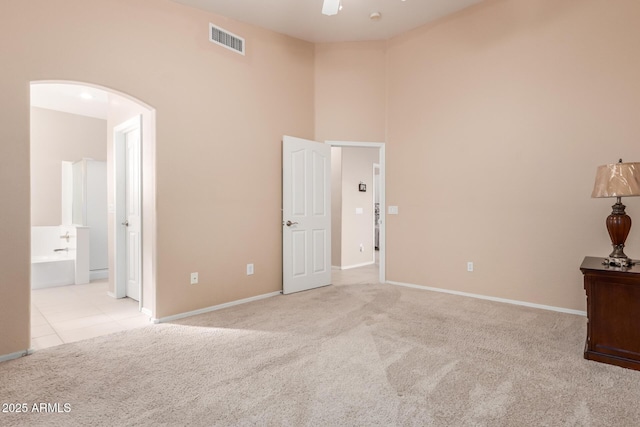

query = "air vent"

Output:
[[209, 23, 245, 55]]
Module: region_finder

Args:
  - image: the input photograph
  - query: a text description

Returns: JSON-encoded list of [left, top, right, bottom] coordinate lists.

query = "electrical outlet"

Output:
[[190, 272, 198, 285], [359, 244, 364, 252], [247, 263, 254, 275], [467, 262, 474, 272]]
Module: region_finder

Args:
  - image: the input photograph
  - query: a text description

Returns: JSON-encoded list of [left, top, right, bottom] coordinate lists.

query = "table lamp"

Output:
[[591, 159, 640, 267]]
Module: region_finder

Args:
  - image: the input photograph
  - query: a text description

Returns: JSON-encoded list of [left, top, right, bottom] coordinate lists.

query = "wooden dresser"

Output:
[[581, 256, 640, 371]]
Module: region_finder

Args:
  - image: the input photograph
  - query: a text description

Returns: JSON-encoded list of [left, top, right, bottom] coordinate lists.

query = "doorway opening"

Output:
[[327, 141, 385, 285], [29, 81, 156, 350]]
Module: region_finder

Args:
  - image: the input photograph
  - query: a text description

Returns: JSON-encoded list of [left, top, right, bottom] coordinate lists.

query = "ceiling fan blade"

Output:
[[322, 0, 340, 16]]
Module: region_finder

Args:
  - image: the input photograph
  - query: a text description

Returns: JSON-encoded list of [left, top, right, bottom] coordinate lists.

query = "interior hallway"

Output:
[[332, 251, 380, 286]]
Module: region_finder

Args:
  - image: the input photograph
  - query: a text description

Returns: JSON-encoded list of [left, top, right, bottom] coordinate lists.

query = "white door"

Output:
[[125, 124, 142, 301], [114, 115, 142, 302], [282, 135, 332, 294]]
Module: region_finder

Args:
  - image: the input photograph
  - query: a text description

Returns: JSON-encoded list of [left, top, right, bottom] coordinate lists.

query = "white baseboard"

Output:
[[90, 269, 109, 281], [153, 291, 282, 324], [0, 349, 32, 363], [387, 281, 587, 316], [334, 261, 375, 271], [141, 307, 153, 317]]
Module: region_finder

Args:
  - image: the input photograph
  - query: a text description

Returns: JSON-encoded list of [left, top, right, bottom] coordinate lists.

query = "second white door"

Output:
[[125, 123, 141, 301], [114, 115, 142, 302]]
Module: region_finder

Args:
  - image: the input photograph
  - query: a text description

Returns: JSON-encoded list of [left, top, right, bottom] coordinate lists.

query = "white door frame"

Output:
[[113, 116, 142, 307], [373, 162, 380, 264], [326, 141, 386, 284]]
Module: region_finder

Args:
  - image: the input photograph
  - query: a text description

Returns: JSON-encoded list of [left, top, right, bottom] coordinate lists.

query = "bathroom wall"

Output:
[[30, 107, 107, 226]]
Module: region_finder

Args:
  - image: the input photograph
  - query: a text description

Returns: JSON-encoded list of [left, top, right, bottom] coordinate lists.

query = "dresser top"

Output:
[[580, 256, 640, 275]]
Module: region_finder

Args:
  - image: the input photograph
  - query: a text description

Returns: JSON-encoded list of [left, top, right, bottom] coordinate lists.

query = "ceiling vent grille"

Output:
[[209, 23, 245, 56]]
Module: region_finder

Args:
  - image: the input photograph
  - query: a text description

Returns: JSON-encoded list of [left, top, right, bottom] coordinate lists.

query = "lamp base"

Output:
[[603, 256, 635, 268], [604, 198, 633, 267]]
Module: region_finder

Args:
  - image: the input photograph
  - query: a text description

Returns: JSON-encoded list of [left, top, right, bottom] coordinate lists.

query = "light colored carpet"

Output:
[[1, 282, 640, 426]]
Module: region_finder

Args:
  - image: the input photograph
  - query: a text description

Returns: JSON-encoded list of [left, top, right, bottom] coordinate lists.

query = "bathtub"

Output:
[[31, 225, 90, 289], [31, 254, 76, 289]]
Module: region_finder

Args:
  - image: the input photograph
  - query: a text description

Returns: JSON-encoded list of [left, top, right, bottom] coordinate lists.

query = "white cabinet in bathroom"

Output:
[[72, 159, 108, 274]]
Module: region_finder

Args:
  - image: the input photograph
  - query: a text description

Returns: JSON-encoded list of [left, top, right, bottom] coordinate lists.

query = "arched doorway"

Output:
[[29, 81, 156, 350]]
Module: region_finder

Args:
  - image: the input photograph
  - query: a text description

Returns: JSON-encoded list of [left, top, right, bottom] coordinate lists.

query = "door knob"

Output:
[[122, 220, 129, 227], [285, 220, 298, 227]]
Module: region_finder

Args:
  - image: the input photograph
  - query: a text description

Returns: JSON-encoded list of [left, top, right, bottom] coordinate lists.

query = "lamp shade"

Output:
[[591, 162, 640, 198]]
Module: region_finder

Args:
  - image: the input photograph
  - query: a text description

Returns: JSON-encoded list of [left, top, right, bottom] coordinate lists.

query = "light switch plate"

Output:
[[388, 206, 399, 215]]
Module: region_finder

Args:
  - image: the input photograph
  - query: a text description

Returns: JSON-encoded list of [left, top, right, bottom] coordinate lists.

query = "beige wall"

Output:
[[340, 147, 379, 268], [0, 0, 314, 356], [0, 68, 30, 356], [4, 0, 640, 358], [30, 107, 107, 227], [315, 41, 386, 270], [314, 41, 387, 143], [385, 0, 640, 310]]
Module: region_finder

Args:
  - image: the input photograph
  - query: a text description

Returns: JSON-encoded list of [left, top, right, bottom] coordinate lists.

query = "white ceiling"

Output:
[[172, 0, 483, 43], [31, 83, 110, 120]]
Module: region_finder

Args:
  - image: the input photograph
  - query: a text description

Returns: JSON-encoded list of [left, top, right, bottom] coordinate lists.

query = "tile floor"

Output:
[[31, 280, 151, 351], [30, 254, 381, 351]]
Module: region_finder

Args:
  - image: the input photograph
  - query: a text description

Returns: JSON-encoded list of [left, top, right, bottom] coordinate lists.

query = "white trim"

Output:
[[387, 281, 587, 316], [325, 141, 385, 284], [153, 291, 282, 324], [141, 307, 153, 317], [0, 349, 32, 363], [335, 261, 376, 270]]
